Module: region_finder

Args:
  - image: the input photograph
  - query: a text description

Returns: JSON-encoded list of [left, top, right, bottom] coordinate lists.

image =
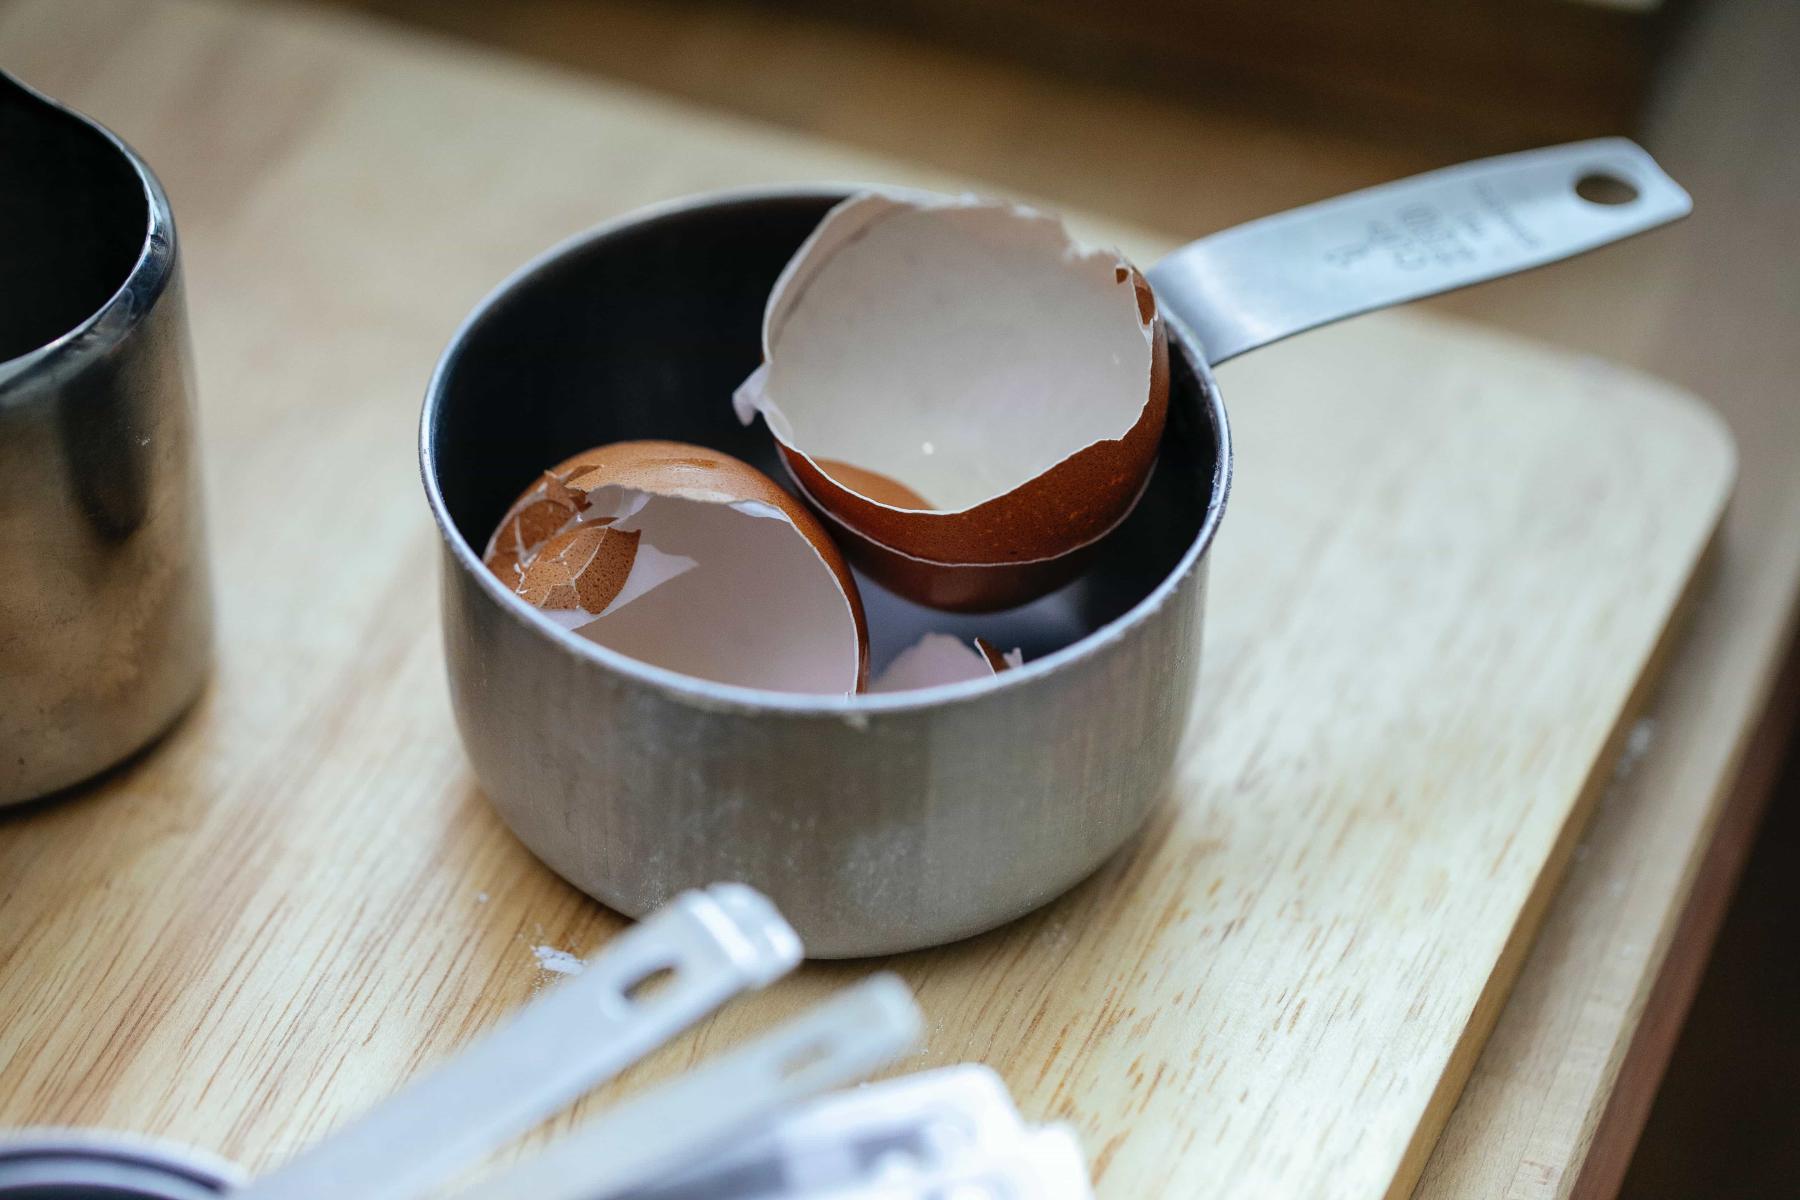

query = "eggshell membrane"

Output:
[[735, 190, 1168, 575], [484, 440, 869, 693]]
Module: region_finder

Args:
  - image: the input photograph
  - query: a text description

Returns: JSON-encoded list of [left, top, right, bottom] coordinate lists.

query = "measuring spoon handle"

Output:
[[235, 884, 801, 1200], [1147, 138, 1690, 366]]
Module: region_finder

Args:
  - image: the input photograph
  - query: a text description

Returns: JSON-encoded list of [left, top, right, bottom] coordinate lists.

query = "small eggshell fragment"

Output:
[[867, 632, 1023, 694], [734, 189, 1168, 612], [974, 637, 1022, 672], [483, 440, 869, 694]]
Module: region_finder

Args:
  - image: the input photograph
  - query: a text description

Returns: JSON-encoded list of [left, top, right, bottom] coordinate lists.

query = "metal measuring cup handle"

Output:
[[1148, 138, 1691, 365]]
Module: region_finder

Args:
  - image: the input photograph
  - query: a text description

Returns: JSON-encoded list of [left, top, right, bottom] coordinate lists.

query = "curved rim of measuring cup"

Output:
[[0, 71, 178, 395], [0, 1127, 244, 1196]]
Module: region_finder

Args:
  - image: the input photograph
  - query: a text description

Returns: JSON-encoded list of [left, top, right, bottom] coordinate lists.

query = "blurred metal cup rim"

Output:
[[0, 1129, 241, 1198]]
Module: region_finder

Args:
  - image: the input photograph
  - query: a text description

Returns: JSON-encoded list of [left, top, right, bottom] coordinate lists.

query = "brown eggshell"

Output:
[[484, 440, 869, 692], [973, 638, 1011, 673], [483, 463, 594, 586], [796, 486, 1108, 613], [783, 308, 1167, 567], [812, 458, 934, 511], [516, 524, 641, 613], [735, 190, 1168, 610]]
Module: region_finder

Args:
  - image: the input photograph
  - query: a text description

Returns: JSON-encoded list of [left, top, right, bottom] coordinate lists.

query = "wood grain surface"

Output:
[[0, 2, 1737, 1196], [231, 1, 1800, 1193]]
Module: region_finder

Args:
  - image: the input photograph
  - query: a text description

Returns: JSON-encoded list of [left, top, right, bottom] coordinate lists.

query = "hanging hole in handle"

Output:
[[778, 1038, 835, 1079], [621, 964, 679, 1004], [1575, 171, 1640, 206]]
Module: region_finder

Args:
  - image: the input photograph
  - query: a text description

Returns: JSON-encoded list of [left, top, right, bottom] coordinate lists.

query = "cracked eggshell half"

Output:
[[734, 189, 1168, 612], [484, 440, 869, 694]]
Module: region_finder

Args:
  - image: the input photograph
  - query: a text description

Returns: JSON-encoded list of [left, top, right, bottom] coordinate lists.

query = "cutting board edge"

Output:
[[1383, 513, 1728, 1200]]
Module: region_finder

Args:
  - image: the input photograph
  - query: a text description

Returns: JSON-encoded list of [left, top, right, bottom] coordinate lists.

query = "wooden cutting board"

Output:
[[0, 1, 1735, 1197]]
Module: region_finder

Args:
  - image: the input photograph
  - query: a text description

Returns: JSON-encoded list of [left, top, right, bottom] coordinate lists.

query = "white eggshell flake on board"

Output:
[[483, 442, 868, 695]]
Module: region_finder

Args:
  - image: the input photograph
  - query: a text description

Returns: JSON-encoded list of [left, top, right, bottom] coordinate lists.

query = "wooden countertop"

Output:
[[2, 1, 1797, 1196]]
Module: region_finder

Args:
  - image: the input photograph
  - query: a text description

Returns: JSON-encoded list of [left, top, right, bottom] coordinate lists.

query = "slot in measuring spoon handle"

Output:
[[1145, 138, 1691, 366]]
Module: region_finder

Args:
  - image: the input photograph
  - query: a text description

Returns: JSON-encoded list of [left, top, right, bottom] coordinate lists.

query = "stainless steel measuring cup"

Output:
[[0, 72, 212, 806], [421, 140, 1688, 956]]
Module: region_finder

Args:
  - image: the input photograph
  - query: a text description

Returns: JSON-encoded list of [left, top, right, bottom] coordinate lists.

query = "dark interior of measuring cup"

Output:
[[429, 193, 1219, 667], [0, 76, 148, 363]]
